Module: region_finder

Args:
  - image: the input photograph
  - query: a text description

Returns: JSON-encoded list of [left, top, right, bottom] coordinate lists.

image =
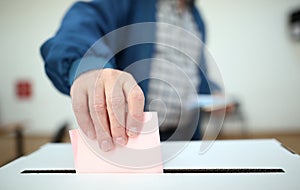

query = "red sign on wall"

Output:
[[16, 80, 32, 99]]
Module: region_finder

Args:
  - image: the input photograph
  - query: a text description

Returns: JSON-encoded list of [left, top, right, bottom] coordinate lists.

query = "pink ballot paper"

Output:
[[69, 112, 163, 173]]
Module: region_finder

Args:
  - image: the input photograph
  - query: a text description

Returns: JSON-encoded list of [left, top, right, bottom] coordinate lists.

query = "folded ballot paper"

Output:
[[69, 112, 163, 173]]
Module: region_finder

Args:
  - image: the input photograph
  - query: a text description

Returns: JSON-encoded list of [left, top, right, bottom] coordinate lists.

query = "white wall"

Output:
[[0, 0, 299, 135], [0, 0, 79, 134], [199, 0, 300, 133]]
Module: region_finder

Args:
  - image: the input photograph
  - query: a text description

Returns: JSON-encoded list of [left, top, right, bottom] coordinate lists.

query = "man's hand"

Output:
[[70, 69, 145, 152]]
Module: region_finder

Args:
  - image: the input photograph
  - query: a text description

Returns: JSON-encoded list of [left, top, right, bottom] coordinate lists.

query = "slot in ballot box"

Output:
[[0, 139, 300, 190]]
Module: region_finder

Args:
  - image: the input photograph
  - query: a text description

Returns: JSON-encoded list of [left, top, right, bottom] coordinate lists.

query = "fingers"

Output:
[[71, 83, 96, 140], [104, 71, 127, 147], [71, 69, 144, 152], [88, 79, 114, 152], [123, 76, 145, 137]]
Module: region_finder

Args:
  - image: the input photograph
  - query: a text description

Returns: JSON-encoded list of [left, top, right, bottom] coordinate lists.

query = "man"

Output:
[[41, 0, 219, 152]]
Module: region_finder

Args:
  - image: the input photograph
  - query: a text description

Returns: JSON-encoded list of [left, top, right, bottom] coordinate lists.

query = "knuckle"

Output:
[[91, 102, 107, 114], [97, 131, 112, 142], [72, 103, 88, 113], [103, 69, 120, 79], [112, 124, 125, 131], [70, 84, 82, 99], [107, 96, 125, 108], [131, 113, 144, 122], [130, 88, 144, 102], [123, 72, 133, 80]]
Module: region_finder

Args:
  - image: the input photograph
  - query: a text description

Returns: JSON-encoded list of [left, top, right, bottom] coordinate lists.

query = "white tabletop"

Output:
[[1, 139, 300, 190]]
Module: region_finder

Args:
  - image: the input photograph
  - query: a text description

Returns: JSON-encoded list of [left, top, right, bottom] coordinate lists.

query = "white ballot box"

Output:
[[0, 139, 300, 190]]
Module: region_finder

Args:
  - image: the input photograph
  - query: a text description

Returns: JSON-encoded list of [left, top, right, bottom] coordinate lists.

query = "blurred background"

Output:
[[0, 0, 300, 165]]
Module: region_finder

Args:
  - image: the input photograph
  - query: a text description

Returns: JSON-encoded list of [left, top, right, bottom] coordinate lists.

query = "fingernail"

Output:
[[101, 140, 112, 152], [128, 127, 138, 137], [115, 137, 126, 146]]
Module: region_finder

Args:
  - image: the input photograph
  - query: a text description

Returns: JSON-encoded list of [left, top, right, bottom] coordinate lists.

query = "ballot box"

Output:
[[0, 139, 299, 190]]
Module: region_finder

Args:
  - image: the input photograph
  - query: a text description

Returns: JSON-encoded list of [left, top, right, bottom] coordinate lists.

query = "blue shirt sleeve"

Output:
[[191, 4, 222, 94], [40, 0, 130, 95]]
